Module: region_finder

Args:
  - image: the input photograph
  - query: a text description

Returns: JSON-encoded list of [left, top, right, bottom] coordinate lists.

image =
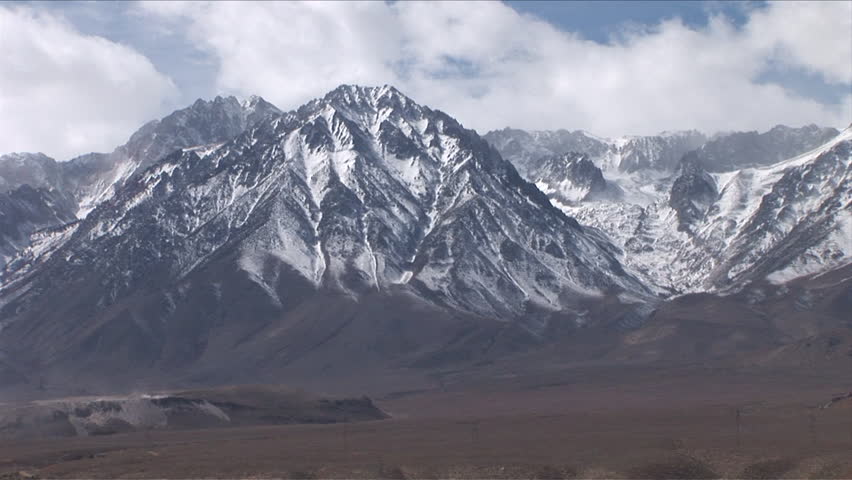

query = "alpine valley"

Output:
[[0, 85, 850, 398]]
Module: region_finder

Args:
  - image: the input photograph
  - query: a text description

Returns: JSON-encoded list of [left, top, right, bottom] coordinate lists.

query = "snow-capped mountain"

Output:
[[1, 85, 648, 320], [0, 85, 660, 391], [488, 125, 852, 294], [0, 85, 848, 396]]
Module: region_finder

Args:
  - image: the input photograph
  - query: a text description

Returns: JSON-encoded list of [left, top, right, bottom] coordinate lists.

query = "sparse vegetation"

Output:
[[741, 458, 797, 479], [285, 469, 317, 479], [626, 455, 718, 480], [532, 464, 577, 479], [377, 464, 407, 479]]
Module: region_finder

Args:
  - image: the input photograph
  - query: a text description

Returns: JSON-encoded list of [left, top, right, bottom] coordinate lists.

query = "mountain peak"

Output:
[[0, 152, 63, 196], [0, 152, 54, 165], [326, 84, 406, 99], [318, 84, 415, 111], [192, 95, 235, 108], [241, 94, 274, 110]]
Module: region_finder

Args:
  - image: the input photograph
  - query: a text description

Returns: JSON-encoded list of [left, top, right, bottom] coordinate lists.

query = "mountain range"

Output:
[[0, 85, 849, 396], [0, 96, 282, 268], [484, 123, 850, 294]]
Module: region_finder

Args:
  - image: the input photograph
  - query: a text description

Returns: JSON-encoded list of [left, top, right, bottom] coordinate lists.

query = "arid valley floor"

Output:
[[2, 365, 851, 479]]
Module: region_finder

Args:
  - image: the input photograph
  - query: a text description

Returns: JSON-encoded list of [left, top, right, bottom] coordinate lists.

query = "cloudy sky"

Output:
[[1, 1, 850, 160]]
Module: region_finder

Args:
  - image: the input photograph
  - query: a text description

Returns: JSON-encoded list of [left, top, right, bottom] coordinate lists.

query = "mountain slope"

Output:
[[707, 131, 851, 287], [0, 153, 78, 268], [0, 185, 76, 267]]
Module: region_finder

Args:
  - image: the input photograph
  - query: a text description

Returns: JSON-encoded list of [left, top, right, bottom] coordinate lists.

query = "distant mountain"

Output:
[[695, 124, 839, 172], [484, 125, 837, 176], [486, 123, 849, 293], [0, 95, 282, 267], [0, 152, 76, 268], [550, 128, 852, 293], [483, 128, 707, 174], [61, 95, 283, 218], [482, 129, 613, 177], [0, 153, 67, 194]]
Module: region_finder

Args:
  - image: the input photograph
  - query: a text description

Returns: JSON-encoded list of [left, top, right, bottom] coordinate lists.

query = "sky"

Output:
[[1, 1, 850, 161]]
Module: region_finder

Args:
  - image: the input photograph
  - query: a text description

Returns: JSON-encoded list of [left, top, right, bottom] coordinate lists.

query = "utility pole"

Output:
[[343, 414, 349, 453], [808, 411, 816, 448], [471, 419, 480, 443], [735, 407, 741, 450]]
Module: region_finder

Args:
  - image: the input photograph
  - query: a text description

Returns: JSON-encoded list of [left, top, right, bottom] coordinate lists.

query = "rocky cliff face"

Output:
[[668, 152, 718, 233], [531, 152, 620, 204], [0, 185, 76, 267]]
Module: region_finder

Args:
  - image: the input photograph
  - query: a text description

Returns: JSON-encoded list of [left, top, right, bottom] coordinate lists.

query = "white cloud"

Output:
[[745, 1, 852, 85], [0, 5, 177, 160], [139, 0, 851, 137], [2, 1, 848, 160]]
